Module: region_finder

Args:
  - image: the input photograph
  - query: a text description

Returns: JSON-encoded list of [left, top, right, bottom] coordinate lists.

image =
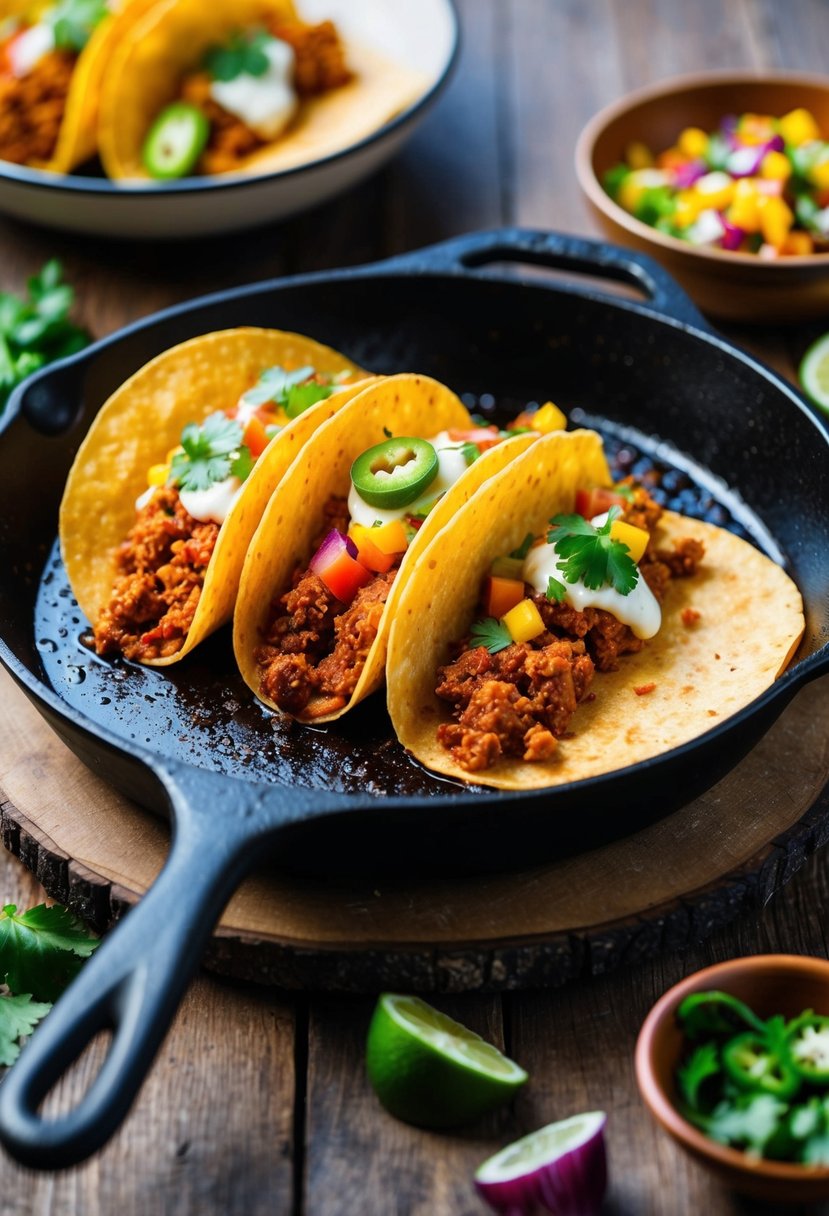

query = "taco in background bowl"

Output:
[[60, 327, 372, 666], [386, 430, 805, 790], [98, 0, 429, 180], [233, 374, 540, 723], [0, 0, 157, 171]]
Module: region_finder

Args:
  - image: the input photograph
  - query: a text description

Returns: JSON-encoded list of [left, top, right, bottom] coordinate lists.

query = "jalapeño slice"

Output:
[[351, 437, 439, 509], [142, 103, 210, 180], [786, 1013, 829, 1083], [676, 990, 767, 1040], [722, 1032, 800, 1099]]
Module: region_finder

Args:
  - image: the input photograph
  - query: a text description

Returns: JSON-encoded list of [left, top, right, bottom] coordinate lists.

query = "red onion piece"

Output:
[[474, 1111, 607, 1216], [309, 529, 357, 575], [671, 159, 707, 189], [720, 217, 746, 251]]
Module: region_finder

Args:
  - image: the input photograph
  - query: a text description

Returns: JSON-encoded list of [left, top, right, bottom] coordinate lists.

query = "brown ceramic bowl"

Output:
[[636, 955, 829, 1202], [576, 72, 829, 323]]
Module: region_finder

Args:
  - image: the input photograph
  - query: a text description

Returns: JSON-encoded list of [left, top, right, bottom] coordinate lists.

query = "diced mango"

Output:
[[365, 518, 408, 556], [675, 189, 702, 227], [778, 108, 821, 147], [811, 159, 829, 191], [625, 140, 654, 169], [695, 171, 734, 211], [348, 524, 397, 574], [677, 127, 709, 159], [781, 231, 815, 256], [656, 147, 687, 172], [760, 150, 792, 182], [728, 181, 761, 232], [147, 463, 170, 487], [738, 113, 776, 145], [532, 402, 567, 433], [618, 168, 669, 212], [502, 599, 545, 645], [758, 194, 794, 249], [609, 519, 649, 563]]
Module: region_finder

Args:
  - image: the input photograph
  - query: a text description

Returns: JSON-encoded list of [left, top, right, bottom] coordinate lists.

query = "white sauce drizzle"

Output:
[[347, 432, 472, 529], [522, 513, 662, 640], [9, 22, 54, 77], [210, 38, 297, 140], [179, 476, 243, 525]]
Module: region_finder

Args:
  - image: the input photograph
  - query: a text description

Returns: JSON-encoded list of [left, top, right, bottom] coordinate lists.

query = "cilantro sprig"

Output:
[[240, 365, 334, 420], [470, 617, 513, 654], [0, 260, 89, 414], [48, 0, 108, 51], [547, 507, 639, 596], [205, 28, 273, 82], [169, 413, 252, 493], [0, 902, 99, 1065]]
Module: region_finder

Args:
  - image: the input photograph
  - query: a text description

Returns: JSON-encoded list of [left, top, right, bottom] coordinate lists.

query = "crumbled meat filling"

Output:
[[93, 486, 219, 662], [180, 19, 351, 175], [254, 496, 396, 718], [436, 484, 705, 771], [0, 47, 76, 165]]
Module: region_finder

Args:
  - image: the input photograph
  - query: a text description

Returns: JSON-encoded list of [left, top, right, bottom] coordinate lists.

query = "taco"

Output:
[[0, 0, 156, 172], [386, 430, 805, 790], [233, 375, 540, 723], [98, 0, 428, 180], [60, 327, 372, 666]]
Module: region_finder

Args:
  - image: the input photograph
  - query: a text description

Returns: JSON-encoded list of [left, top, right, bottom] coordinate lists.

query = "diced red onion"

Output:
[[671, 159, 707, 189], [309, 529, 357, 575], [474, 1111, 607, 1216], [719, 217, 745, 251]]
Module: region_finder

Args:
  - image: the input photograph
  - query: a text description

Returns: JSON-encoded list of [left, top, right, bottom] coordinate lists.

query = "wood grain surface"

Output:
[[0, 0, 828, 1213]]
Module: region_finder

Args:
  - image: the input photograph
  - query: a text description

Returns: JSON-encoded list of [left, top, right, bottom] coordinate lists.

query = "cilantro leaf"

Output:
[[49, 0, 108, 51], [231, 446, 254, 484], [612, 482, 635, 502], [0, 993, 52, 1066], [0, 903, 99, 1002], [170, 413, 245, 492], [702, 1094, 788, 1153], [0, 260, 89, 414], [677, 1042, 720, 1110], [470, 617, 513, 654], [509, 533, 535, 561], [205, 28, 272, 82], [545, 576, 567, 603], [547, 507, 639, 595], [240, 364, 315, 409], [284, 382, 333, 420]]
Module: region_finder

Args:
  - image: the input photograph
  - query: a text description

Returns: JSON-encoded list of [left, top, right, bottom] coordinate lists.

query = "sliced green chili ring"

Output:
[[677, 990, 768, 1040], [786, 1013, 829, 1082], [722, 1032, 801, 1099], [351, 437, 438, 509], [142, 103, 210, 180]]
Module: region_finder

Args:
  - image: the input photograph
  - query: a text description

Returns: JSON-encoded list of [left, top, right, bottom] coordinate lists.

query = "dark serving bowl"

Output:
[[576, 71, 829, 322], [0, 229, 826, 1169]]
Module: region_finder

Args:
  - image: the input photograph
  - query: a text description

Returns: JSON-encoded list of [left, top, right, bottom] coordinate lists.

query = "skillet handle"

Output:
[[0, 765, 316, 1170], [378, 227, 711, 332]]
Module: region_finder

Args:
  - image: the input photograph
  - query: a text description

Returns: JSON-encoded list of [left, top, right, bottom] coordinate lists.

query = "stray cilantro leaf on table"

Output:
[[0, 993, 52, 1067], [470, 617, 513, 655], [0, 260, 89, 415], [170, 413, 249, 492], [0, 902, 99, 1002], [547, 507, 639, 595]]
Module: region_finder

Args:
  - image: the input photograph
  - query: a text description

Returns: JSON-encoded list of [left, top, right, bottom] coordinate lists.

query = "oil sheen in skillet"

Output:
[[34, 398, 759, 798]]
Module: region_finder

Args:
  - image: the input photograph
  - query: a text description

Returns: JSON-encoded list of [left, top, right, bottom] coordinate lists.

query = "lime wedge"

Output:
[[799, 332, 829, 415], [365, 993, 528, 1128]]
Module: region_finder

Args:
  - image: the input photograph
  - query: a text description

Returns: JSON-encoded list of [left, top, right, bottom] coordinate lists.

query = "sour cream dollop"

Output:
[[210, 38, 297, 141], [522, 531, 662, 640], [179, 476, 244, 525], [347, 432, 472, 529], [9, 22, 55, 77]]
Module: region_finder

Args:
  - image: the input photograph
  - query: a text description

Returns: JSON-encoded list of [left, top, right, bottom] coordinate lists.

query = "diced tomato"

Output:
[[447, 426, 501, 452], [349, 524, 396, 574], [483, 575, 525, 619], [317, 549, 372, 602], [242, 415, 270, 458], [574, 486, 629, 519]]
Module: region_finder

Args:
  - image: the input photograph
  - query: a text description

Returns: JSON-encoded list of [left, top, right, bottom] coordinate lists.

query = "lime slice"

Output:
[[365, 993, 528, 1128], [799, 332, 829, 415]]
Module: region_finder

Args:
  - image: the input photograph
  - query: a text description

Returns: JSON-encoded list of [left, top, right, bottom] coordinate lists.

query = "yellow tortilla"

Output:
[[59, 327, 372, 665], [386, 431, 805, 790], [233, 374, 538, 722], [97, 0, 428, 180], [0, 0, 160, 173]]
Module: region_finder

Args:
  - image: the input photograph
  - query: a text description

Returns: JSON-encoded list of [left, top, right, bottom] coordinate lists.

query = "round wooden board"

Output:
[[1, 667, 828, 992]]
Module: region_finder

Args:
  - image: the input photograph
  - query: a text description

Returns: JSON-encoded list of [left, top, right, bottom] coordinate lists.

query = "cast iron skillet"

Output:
[[0, 230, 826, 1168]]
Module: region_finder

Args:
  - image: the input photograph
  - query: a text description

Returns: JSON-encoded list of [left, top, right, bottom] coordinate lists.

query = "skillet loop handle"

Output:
[[381, 227, 711, 331], [0, 767, 275, 1170]]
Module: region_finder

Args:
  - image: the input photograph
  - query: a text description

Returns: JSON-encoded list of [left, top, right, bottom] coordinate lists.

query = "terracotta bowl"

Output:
[[576, 72, 829, 323], [636, 955, 829, 1202]]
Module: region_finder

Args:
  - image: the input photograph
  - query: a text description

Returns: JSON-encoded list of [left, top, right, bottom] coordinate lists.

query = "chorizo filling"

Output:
[[435, 484, 705, 773], [0, 44, 75, 165]]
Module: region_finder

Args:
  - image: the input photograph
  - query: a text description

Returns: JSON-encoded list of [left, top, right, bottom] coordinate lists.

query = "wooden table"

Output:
[[1, 1, 828, 1211]]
